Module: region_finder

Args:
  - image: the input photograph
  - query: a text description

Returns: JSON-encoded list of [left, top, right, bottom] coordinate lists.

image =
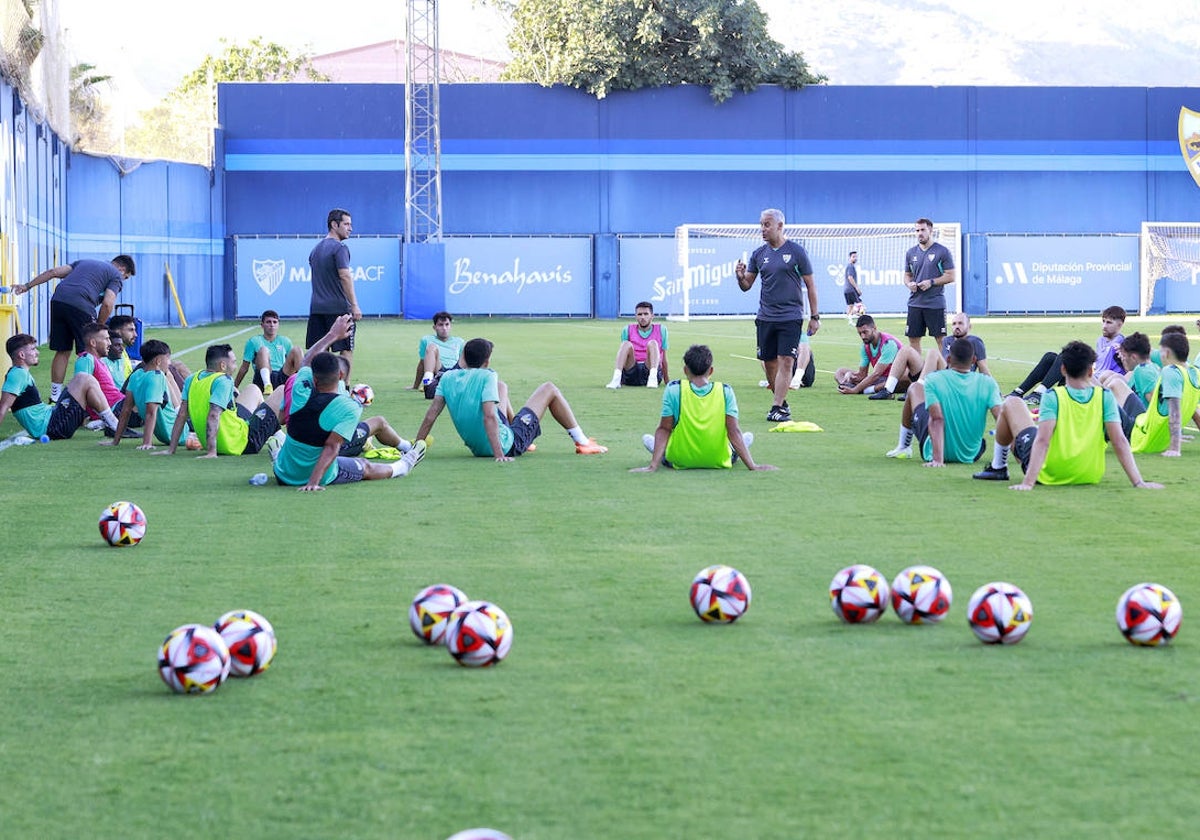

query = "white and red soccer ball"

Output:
[[409, 584, 469, 645], [690, 564, 752, 624], [158, 623, 231, 694], [830, 564, 890, 624], [350, 383, 375, 406], [966, 582, 1033, 644], [99, 500, 146, 547], [891, 565, 953, 624], [444, 600, 513, 667], [214, 609, 278, 676], [1116, 582, 1182, 646]]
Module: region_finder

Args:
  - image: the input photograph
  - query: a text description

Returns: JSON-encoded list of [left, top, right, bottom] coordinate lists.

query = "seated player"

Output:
[[1007, 305, 1126, 405], [1106, 332, 1200, 457], [1, 333, 121, 439], [835, 315, 902, 395], [99, 339, 184, 451], [973, 340, 1161, 490], [73, 321, 127, 414], [606, 300, 669, 389], [273, 350, 425, 490], [884, 338, 1001, 464], [107, 313, 190, 389], [1096, 332, 1155, 402], [414, 337, 607, 460], [869, 312, 990, 400], [411, 311, 465, 398], [234, 309, 303, 396], [157, 343, 278, 458], [632, 344, 774, 472], [100, 327, 131, 390]]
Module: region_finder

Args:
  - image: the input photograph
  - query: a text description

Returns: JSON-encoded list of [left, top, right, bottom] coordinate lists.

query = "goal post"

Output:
[[1140, 222, 1200, 315], [670, 222, 962, 321]]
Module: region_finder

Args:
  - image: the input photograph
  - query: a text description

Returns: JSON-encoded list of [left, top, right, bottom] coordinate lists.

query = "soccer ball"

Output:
[[351, 383, 375, 406], [829, 564, 890, 624], [1116, 582, 1182, 646], [690, 564, 751, 623], [99, 500, 147, 547], [891, 565, 953, 624], [409, 583, 469, 645], [214, 609, 277, 676], [158, 623, 231, 694], [966, 582, 1033, 644], [444, 601, 513, 667], [445, 831, 514, 840]]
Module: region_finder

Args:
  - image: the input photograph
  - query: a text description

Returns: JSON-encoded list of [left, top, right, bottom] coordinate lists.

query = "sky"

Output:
[[56, 0, 1200, 119]]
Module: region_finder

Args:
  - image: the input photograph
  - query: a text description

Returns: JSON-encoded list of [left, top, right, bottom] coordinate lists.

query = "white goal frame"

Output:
[[1140, 222, 1200, 316], [672, 222, 962, 321]]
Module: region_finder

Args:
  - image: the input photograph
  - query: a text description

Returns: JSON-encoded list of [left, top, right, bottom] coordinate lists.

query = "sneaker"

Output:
[[972, 465, 1010, 481], [886, 445, 912, 459], [1024, 392, 1042, 406], [766, 405, 791, 422], [1005, 390, 1024, 400], [758, 379, 770, 389], [85, 419, 107, 431], [395, 439, 427, 476], [868, 389, 894, 401], [575, 438, 607, 455], [262, 382, 273, 396], [121, 427, 142, 439], [264, 429, 286, 463], [642, 433, 655, 454], [606, 381, 621, 389]]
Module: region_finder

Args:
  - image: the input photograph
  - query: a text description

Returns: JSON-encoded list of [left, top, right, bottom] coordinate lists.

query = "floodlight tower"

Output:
[[404, 0, 443, 242]]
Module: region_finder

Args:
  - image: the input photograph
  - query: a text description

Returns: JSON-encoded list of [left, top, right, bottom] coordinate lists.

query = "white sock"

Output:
[[101, 408, 120, 429], [566, 426, 588, 445], [389, 460, 407, 477], [884, 375, 898, 393], [397, 438, 413, 453], [647, 368, 658, 387], [898, 426, 914, 449], [1032, 385, 1047, 395], [259, 367, 272, 387], [992, 444, 1010, 470], [50, 382, 63, 402], [863, 385, 876, 395], [609, 369, 622, 385], [421, 371, 433, 385]]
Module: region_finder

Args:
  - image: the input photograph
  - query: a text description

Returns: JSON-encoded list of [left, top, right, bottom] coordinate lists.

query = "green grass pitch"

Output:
[[1, 314, 1198, 838]]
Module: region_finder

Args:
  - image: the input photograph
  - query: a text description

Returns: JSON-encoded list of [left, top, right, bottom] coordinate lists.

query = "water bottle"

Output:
[[249, 472, 269, 486]]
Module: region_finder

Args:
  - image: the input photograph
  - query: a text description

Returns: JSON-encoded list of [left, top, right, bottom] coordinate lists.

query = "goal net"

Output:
[[1140, 223, 1200, 315], [670, 222, 962, 320]]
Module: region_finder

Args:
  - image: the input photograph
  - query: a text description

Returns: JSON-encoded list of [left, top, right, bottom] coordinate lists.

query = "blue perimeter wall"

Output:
[[219, 83, 1200, 319]]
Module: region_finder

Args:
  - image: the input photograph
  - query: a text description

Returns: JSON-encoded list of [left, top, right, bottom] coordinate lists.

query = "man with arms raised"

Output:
[[735, 208, 820, 422]]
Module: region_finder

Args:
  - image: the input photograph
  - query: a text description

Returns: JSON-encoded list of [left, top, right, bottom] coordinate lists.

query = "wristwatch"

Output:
[[810, 314, 820, 321]]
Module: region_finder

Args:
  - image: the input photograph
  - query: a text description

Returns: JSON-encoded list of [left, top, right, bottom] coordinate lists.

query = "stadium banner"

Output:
[[442, 237, 592, 315], [234, 236, 401, 318], [618, 236, 919, 317], [986, 236, 1139, 313]]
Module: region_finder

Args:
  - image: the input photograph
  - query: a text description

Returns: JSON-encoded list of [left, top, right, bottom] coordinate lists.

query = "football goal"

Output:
[[1140, 222, 1200, 315], [670, 222, 962, 320]]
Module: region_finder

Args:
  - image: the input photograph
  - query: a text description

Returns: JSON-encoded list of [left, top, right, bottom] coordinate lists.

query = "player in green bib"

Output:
[[632, 345, 773, 472], [158, 343, 278, 458], [235, 309, 303, 395], [1106, 332, 1200, 456], [974, 341, 1161, 490], [885, 338, 1001, 465], [99, 339, 184, 450]]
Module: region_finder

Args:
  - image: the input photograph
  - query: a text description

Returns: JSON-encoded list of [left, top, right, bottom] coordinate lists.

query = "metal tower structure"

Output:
[[404, 0, 443, 242]]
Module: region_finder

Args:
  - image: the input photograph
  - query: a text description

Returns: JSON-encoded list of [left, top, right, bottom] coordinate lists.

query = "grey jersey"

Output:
[[941, 334, 987, 371], [748, 240, 813, 322], [904, 242, 954, 309], [308, 237, 352, 314], [50, 260, 123, 313]]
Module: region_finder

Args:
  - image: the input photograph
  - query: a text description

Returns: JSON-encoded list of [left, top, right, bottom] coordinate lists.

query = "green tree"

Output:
[[69, 63, 116, 152], [498, 0, 824, 102], [176, 37, 328, 94]]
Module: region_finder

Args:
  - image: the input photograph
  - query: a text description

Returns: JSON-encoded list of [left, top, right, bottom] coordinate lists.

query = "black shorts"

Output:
[[254, 368, 289, 390], [1013, 426, 1038, 474], [306, 313, 355, 353], [843, 288, 862, 305], [239, 403, 281, 455], [621, 363, 662, 387], [46, 391, 87, 439], [755, 319, 802, 362], [906, 307, 946, 340], [1118, 392, 1146, 441], [110, 397, 144, 429], [504, 406, 541, 457], [329, 456, 367, 484], [339, 421, 371, 456], [48, 301, 96, 353], [424, 364, 459, 399], [912, 403, 931, 451]]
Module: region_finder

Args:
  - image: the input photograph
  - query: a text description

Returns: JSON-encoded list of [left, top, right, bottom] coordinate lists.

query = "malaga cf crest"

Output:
[[252, 259, 285, 296], [1179, 107, 1200, 190]]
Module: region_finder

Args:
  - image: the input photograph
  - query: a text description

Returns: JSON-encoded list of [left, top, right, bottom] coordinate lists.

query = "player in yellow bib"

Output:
[[632, 344, 774, 472], [973, 341, 1161, 490], [1105, 332, 1200, 457]]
